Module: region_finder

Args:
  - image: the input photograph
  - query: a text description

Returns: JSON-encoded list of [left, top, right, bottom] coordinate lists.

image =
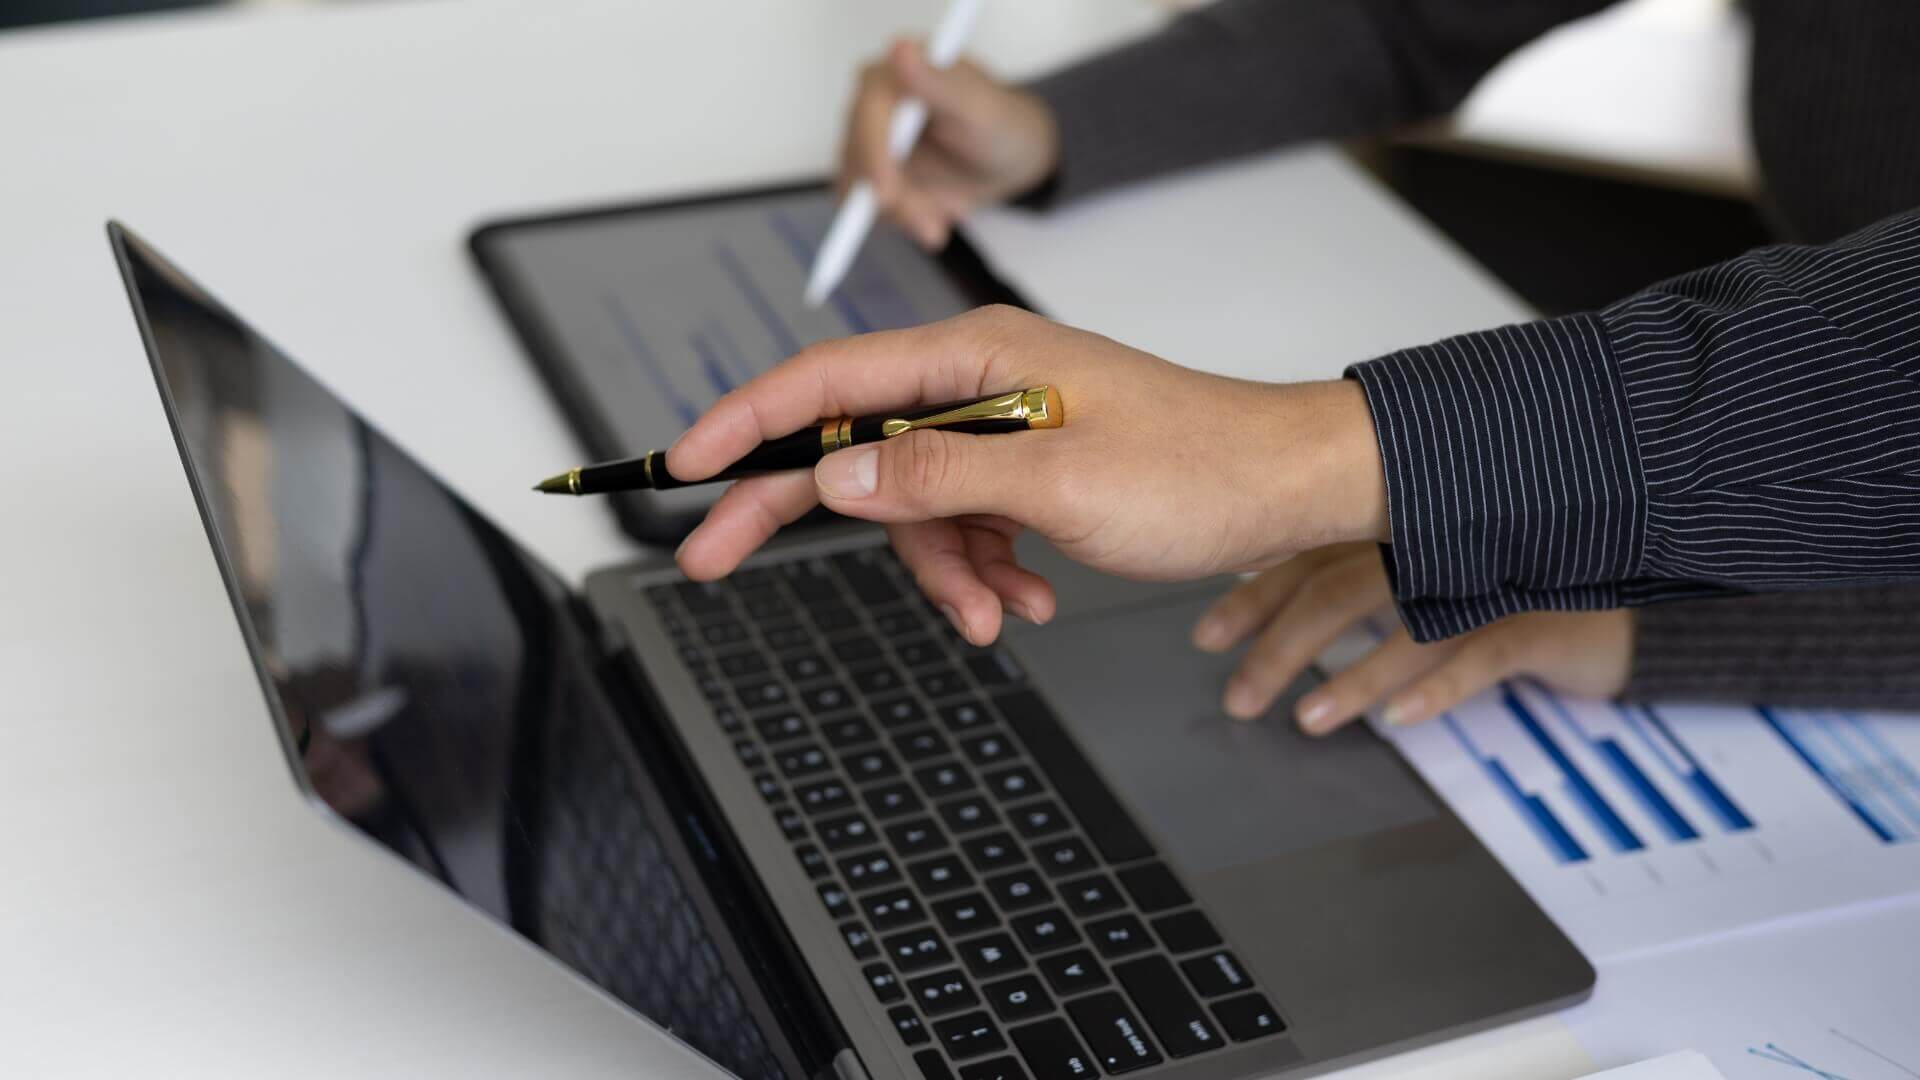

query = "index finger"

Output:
[[665, 319, 992, 480]]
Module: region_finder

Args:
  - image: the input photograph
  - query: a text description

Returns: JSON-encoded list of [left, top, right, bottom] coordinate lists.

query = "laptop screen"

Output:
[[112, 225, 800, 1079]]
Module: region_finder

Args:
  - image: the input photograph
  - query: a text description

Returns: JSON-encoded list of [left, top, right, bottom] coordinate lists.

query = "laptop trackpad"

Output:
[[1007, 587, 1437, 875]]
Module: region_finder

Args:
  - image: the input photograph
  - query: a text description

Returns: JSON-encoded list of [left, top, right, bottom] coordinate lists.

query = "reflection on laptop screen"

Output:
[[115, 226, 786, 1079]]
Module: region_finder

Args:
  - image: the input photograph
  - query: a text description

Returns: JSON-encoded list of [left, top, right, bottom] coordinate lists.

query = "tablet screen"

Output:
[[475, 186, 994, 528]]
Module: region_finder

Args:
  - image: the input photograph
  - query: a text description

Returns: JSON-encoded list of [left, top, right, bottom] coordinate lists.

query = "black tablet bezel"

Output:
[[468, 177, 1037, 548]]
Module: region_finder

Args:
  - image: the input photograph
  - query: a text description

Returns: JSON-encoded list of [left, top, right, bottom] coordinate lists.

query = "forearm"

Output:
[[1625, 587, 1920, 710], [1025, 0, 1613, 203], [1348, 207, 1920, 639]]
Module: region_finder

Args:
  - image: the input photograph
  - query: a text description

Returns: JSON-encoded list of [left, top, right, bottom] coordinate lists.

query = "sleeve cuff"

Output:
[[1345, 313, 1648, 640]]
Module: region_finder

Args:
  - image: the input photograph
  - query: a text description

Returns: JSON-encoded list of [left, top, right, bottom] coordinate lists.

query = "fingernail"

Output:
[[939, 603, 971, 642], [1192, 614, 1229, 650], [1383, 695, 1425, 726], [1295, 694, 1333, 733], [1223, 681, 1262, 721], [1010, 602, 1039, 625], [817, 445, 880, 499]]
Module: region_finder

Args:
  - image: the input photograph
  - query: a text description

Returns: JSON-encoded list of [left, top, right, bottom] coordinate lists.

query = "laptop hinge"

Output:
[[816, 1049, 871, 1080]]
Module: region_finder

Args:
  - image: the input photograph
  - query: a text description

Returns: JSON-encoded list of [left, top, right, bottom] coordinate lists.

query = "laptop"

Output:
[[111, 222, 1591, 1080]]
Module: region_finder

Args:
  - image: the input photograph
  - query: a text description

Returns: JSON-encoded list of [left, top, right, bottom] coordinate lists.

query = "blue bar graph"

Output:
[[1537, 690, 1699, 843], [689, 332, 734, 397], [713, 240, 801, 357], [766, 209, 874, 334], [603, 293, 699, 425], [1841, 714, 1920, 833], [1504, 689, 1645, 854], [1758, 707, 1902, 844], [1629, 707, 1754, 833], [1443, 716, 1588, 864]]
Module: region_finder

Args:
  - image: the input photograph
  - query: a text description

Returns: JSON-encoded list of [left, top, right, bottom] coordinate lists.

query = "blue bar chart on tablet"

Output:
[[1371, 665, 1920, 958]]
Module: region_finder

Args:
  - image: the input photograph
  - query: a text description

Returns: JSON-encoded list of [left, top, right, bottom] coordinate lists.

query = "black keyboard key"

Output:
[[959, 1056, 1028, 1080], [838, 851, 901, 891], [1086, 914, 1152, 959], [796, 778, 853, 815], [907, 970, 980, 1016], [965, 649, 1026, 688], [915, 1050, 954, 1080], [939, 796, 1000, 834], [818, 882, 853, 920], [776, 743, 832, 779], [736, 678, 789, 709], [713, 706, 744, 735], [740, 588, 791, 621], [875, 609, 925, 638], [730, 567, 777, 591], [842, 922, 878, 960], [890, 1005, 930, 1045], [1152, 910, 1222, 954], [734, 740, 765, 769], [1060, 875, 1124, 917], [717, 650, 768, 678], [907, 853, 974, 895], [851, 664, 906, 695], [960, 732, 1016, 767], [983, 765, 1041, 802], [675, 581, 729, 614], [830, 633, 883, 664], [863, 888, 927, 932], [701, 621, 749, 647], [1031, 838, 1094, 878], [996, 691, 1153, 863], [933, 1011, 1007, 1061], [887, 817, 947, 857], [1038, 949, 1108, 996], [818, 812, 877, 851], [863, 782, 924, 820], [917, 666, 969, 700], [875, 696, 928, 729], [1067, 992, 1163, 1074], [834, 549, 906, 607], [1009, 1018, 1098, 1080], [865, 963, 905, 1004], [750, 771, 783, 803], [1181, 951, 1252, 998], [822, 715, 879, 748], [756, 712, 809, 744], [781, 651, 831, 683], [1009, 800, 1069, 840], [1116, 863, 1191, 914], [917, 763, 977, 800], [778, 559, 840, 603], [775, 806, 807, 840], [803, 683, 855, 714], [843, 747, 901, 784], [939, 699, 994, 733], [894, 637, 947, 669], [932, 892, 999, 938], [884, 928, 953, 972], [894, 727, 951, 762], [1212, 993, 1285, 1041], [1114, 956, 1224, 1058], [795, 844, 830, 878], [982, 975, 1053, 1024], [957, 932, 1024, 979], [811, 605, 861, 634], [985, 869, 1051, 912], [762, 622, 813, 651], [1010, 908, 1081, 954], [961, 832, 1023, 873]]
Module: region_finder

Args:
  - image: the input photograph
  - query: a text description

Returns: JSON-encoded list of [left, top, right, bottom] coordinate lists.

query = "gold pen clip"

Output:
[[880, 386, 1063, 438]]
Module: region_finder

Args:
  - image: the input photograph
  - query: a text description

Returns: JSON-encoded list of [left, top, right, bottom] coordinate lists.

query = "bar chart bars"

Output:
[[1756, 708, 1920, 844]]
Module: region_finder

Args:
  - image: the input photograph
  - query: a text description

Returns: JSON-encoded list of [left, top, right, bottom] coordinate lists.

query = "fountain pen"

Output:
[[534, 385, 1063, 495]]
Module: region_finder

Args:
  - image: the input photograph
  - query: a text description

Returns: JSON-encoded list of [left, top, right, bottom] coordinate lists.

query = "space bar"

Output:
[[993, 690, 1153, 863]]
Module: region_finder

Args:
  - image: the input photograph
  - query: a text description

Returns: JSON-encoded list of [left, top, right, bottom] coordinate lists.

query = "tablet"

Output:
[[470, 181, 1031, 545]]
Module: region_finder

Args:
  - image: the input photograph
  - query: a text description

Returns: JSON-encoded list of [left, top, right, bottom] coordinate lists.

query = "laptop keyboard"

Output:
[[641, 546, 1287, 1079]]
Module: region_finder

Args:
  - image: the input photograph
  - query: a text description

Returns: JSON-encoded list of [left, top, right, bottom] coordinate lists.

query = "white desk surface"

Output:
[[0, 2, 1580, 1076]]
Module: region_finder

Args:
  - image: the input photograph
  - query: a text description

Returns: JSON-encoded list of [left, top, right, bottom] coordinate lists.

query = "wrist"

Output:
[[1235, 379, 1387, 568]]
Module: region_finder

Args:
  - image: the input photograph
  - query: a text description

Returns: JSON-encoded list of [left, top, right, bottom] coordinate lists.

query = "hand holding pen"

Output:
[[657, 306, 1389, 647]]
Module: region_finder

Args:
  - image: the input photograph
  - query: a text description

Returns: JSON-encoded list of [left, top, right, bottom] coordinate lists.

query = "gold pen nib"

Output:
[[533, 468, 581, 495]]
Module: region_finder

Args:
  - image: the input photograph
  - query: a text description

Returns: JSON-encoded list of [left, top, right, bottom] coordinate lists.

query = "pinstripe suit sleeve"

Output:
[[1348, 206, 1920, 641]]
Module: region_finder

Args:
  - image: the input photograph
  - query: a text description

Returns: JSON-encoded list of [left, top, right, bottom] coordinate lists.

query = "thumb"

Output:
[[814, 430, 1028, 524], [890, 38, 993, 119]]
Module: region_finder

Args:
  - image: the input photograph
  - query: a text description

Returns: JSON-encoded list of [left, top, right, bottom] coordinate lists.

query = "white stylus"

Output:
[[803, 0, 985, 310]]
